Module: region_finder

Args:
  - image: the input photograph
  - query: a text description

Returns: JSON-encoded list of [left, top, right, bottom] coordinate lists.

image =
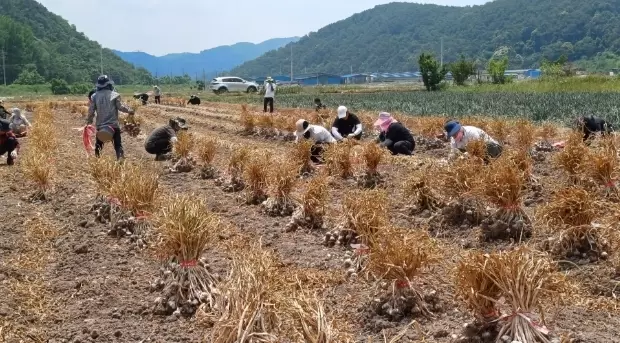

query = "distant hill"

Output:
[[114, 37, 300, 79], [0, 0, 152, 85], [231, 0, 620, 77]]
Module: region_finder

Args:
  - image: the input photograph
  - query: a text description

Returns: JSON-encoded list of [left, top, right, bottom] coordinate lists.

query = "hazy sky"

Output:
[[36, 0, 488, 56]]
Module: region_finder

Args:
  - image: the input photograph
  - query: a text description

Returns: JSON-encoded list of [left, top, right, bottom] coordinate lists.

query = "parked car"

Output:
[[210, 77, 259, 94]]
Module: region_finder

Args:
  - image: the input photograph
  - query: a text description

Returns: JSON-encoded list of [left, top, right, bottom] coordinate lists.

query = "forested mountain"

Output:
[[0, 0, 152, 85], [114, 37, 300, 79], [231, 0, 620, 77]]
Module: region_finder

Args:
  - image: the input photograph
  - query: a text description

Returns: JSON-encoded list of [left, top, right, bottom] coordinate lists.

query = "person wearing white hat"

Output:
[[331, 106, 363, 141], [263, 77, 276, 113], [374, 112, 415, 155], [86, 75, 135, 160], [295, 119, 336, 163], [8, 108, 31, 137], [153, 85, 162, 104]]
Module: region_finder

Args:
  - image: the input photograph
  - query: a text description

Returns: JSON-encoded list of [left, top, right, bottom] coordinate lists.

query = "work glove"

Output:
[[10, 151, 17, 159], [347, 133, 356, 138]]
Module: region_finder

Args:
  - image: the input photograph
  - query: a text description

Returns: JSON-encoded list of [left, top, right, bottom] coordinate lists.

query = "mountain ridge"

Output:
[[0, 0, 152, 85], [113, 37, 300, 78], [230, 0, 620, 77]]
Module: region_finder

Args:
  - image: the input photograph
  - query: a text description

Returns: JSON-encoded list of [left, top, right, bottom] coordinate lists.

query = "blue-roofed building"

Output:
[[342, 73, 372, 84], [525, 69, 541, 79], [294, 73, 343, 86], [368, 71, 421, 82], [253, 75, 292, 85]]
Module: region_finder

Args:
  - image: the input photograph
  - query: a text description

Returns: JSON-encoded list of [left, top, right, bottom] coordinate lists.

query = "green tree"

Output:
[[50, 78, 70, 95], [419, 53, 447, 91], [71, 83, 92, 95], [541, 54, 576, 78], [449, 55, 476, 86], [0, 2, 154, 85], [13, 64, 45, 85], [488, 57, 509, 84]]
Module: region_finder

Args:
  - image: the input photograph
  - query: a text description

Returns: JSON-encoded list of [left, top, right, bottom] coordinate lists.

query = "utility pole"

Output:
[[100, 47, 103, 75], [440, 37, 444, 68], [290, 44, 293, 82], [1, 49, 5, 86], [350, 65, 353, 74]]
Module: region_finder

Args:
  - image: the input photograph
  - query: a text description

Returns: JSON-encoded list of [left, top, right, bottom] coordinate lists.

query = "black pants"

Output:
[[486, 142, 503, 159], [386, 140, 414, 155], [145, 139, 172, 156], [310, 143, 325, 164], [264, 97, 274, 113], [0, 136, 17, 165], [95, 127, 124, 160], [155, 96, 161, 104]]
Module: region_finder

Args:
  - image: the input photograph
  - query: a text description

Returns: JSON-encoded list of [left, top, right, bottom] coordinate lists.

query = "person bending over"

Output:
[[331, 106, 363, 141], [0, 118, 19, 166], [144, 117, 189, 161], [575, 115, 614, 141], [294, 119, 336, 164], [444, 120, 502, 161], [187, 95, 201, 105], [374, 112, 415, 155]]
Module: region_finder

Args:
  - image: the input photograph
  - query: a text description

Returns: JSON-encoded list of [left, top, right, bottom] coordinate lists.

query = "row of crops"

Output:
[[205, 91, 620, 123]]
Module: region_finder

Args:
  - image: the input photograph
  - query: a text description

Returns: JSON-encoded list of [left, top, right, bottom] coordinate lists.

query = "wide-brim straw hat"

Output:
[[295, 119, 311, 137]]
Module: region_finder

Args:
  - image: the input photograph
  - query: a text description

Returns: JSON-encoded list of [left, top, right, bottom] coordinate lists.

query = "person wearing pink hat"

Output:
[[374, 112, 415, 155]]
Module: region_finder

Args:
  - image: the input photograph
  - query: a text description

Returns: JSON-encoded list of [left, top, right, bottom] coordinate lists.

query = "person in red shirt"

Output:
[[0, 118, 19, 165]]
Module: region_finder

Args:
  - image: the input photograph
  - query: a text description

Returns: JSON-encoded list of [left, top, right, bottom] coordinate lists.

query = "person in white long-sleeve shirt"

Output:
[[8, 108, 31, 137], [295, 119, 336, 164], [263, 77, 276, 113], [331, 106, 363, 141], [444, 120, 502, 161]]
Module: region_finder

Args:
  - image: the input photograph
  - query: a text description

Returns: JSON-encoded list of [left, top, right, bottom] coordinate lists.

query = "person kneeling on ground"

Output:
[[314, 98, 326, 112], [133, 92, 150, 105], [144, 117, 189, 161], [0, 100, 10, 119], [444, 120, 502, 161], [295, 119, 336, 164], [0, 119, 19, 166], [575, 115, 614, 141], [9, 108, 31, 137], [374, 112, 415, 155], [331, 106, 363, 141], [187, 95, 201, 105]]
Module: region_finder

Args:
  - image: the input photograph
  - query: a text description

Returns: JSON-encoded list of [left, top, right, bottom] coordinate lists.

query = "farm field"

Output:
[[2, 98, 620, 343]]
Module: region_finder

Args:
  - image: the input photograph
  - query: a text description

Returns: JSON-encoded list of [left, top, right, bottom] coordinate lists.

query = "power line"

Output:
[[290, 44, 293, 82], [1, 49, 6, 86]]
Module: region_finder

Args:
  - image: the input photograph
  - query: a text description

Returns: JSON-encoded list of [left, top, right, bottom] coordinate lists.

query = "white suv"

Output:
[[210, 77, 259, 94]]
